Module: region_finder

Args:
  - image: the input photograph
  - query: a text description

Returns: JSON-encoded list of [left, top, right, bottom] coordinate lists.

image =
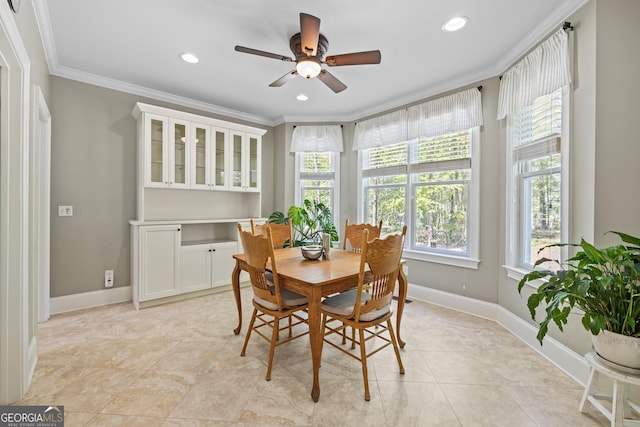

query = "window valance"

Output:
[[290, 125, 344, 152], [497, 28, 570, 119], [353, 88, 483, 151], [407, 88, 483, 139], [352, 110, 408, 151]]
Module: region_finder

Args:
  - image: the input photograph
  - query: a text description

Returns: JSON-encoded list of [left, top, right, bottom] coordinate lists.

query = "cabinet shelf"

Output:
[[181, 238, 236, 247]]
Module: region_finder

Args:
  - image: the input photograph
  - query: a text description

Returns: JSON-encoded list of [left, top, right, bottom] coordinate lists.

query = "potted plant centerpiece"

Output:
[[268, 199, 339, 247], [518, 231, 640, 370]]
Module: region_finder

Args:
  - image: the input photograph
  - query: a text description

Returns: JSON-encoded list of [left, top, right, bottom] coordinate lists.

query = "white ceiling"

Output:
[[35, 0, 586, 126]]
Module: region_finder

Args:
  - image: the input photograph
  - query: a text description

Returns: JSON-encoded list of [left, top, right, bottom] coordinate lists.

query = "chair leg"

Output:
[[241, 309, 258, 357], [288, 314, 293, 338], [359, 328, 371, 401], [351, 327, 356, 349], [342, 322, 347, 344], [320, 314, 328, 365], [266, 316, 279, 381], [387, 319, 405, 374]]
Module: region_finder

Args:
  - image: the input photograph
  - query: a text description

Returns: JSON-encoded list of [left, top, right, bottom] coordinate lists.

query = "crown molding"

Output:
[[50, 64, 275, 127], [495, 0, 588, 73]]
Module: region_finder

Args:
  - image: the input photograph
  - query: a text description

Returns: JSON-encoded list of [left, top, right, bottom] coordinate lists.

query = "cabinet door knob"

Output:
[[212, 248, 216, 252]]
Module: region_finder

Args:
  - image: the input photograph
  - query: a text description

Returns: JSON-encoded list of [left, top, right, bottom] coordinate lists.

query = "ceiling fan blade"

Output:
[[325, 50, 382, 66], [269, 70, 299, 87], [234, 45, 294, 62], [300, 13, 321, 57], [317, 70, 347, 93]]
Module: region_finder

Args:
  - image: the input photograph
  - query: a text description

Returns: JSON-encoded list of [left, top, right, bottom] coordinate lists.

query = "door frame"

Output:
[[0, 3, 33, 404], [32, 86, 51, 323]]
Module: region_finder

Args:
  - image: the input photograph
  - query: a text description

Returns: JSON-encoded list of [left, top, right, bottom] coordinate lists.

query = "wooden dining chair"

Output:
[[341, 218, 384, 347], [342, 219, 383, 252], [321, 226, 407, 401], [237, 224, 309, 381], [251, 218, 293, 249]]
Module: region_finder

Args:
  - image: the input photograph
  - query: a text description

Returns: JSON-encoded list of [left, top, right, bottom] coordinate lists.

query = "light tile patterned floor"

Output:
[[15, 287, 610, 426]]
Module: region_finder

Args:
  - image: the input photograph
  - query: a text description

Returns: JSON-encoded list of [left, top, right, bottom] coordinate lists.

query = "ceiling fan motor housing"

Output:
[[290, 32, 329, 61]]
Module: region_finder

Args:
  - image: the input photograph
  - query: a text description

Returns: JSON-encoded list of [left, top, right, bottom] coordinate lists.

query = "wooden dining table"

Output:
[[231, 247, 408, 402]]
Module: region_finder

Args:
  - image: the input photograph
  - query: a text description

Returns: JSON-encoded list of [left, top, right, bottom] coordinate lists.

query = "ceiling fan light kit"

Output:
[[296, 58, 321, 79], [234, 12, 381, 93]]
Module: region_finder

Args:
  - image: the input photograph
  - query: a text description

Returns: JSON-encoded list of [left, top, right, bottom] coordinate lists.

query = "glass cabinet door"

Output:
[[231, 132, 244, 190], [192, 124, 209, 189], [213, 129, 227, 188], [149, 117, 166, 185], [169, 119, 189, 188], [248, 135, 259, 190]]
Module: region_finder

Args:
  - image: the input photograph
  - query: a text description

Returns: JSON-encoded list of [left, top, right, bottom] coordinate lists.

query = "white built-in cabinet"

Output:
[[133, 103, 264, 192], [131, 219, 259, 309], [130, 103, 267, 309]]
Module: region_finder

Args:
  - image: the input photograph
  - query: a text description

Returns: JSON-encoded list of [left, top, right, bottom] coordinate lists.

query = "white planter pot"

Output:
[[592, 330, 640, 370]]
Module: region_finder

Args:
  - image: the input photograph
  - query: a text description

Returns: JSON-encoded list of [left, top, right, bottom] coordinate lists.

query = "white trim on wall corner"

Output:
[[50, 286, 132, 315], [406, 283, 590, 386]]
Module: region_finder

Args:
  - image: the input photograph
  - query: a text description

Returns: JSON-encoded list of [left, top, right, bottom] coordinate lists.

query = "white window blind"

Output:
[[411, 130, 472, 174], [290, 125, 343, 152], [361, 142, 407, 178], [511, 89, 562, 147]]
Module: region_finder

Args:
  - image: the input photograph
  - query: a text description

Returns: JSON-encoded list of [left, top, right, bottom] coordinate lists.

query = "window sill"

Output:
[[403, 249, 480, 269], [503, 265, 545, 289]]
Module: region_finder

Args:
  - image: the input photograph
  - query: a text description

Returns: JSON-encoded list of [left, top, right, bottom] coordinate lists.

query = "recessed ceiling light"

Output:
[[180, 52, 199, 64], [442, 16, 468, 32], [296, 94, 309, 101]]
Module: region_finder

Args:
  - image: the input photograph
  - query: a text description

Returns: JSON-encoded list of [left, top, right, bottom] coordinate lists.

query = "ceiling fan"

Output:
[[234, 13, 381, 93]]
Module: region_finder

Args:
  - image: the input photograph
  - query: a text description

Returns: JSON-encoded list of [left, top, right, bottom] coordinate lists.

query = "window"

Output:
[[360, 128, 479, 266], [507, 87, 568, 272], [295, 151, 340, 219]]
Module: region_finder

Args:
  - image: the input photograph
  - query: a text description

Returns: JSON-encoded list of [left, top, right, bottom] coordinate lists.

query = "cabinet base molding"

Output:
[[137, 282, 249, 310]]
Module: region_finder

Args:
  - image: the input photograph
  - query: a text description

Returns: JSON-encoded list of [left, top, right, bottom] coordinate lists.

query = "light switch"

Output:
[[58, 205, 73, 216]]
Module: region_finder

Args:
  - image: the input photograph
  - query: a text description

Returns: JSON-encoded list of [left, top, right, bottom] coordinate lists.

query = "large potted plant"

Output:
[[518, 231, 640, 369], [268, 199, 339, 247]]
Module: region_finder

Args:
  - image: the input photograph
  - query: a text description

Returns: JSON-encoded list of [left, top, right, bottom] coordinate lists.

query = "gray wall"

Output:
[[49, 77, 274, 297]]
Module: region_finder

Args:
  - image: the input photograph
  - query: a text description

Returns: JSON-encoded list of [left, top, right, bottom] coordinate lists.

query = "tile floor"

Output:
[[15, 287, 611, 426]]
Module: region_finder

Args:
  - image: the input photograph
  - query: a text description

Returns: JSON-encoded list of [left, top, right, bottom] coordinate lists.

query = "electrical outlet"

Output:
[[402, 264, 409, 276], [104, 270, 114, 288], [58, 205, 73, 216]]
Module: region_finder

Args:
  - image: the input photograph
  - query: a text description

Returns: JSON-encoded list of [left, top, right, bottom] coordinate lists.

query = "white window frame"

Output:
[[504, 86, 571, 283], [294, 151, 341, 228], [358, 128, 480, 269]]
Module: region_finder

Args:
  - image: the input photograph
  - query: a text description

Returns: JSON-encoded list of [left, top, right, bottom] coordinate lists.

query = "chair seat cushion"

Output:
[[254, 286, 308, 311], [321, 289, 391, 322]]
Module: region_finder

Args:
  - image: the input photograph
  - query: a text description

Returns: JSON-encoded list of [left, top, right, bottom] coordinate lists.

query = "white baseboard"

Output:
[[406, 283, 590, 386], [50, 286, 132, 315]]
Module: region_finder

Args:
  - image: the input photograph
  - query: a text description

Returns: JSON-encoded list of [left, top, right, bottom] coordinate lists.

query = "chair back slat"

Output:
[[343, 219, 383, 253], [251, 219, 293, 249], [353, 226, 406, 321]]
